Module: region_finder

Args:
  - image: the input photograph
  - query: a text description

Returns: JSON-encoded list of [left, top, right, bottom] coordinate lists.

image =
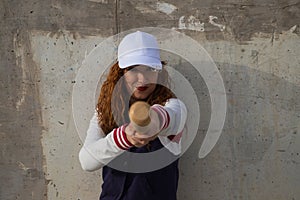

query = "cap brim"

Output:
[[119, 55, 162, 70]]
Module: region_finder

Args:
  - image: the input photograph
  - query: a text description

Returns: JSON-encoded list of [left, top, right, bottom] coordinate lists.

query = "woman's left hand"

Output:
[[125, 126, 159, 147]]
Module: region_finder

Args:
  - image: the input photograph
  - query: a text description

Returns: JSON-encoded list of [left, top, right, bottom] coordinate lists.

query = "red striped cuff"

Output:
[[152, 104, 170, 130], [113, 125, 133, 150]]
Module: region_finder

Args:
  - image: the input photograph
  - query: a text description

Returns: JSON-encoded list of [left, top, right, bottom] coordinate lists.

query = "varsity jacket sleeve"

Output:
[[78, 112, 133, 172], [152, 98, 187, 155]]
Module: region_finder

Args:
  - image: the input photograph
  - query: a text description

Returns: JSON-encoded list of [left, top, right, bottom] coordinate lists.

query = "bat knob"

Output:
[[129, 101, 151, 127]]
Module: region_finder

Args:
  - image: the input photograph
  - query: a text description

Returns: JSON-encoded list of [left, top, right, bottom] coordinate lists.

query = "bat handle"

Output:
[[129, 101, 151, 127]]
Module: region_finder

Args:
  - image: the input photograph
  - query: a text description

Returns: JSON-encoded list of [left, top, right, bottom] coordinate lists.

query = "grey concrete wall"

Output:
[[1, 0, 299, 200]]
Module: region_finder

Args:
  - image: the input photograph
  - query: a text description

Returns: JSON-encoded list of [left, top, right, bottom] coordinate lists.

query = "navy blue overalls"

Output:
[[100, 138, 179, 200]]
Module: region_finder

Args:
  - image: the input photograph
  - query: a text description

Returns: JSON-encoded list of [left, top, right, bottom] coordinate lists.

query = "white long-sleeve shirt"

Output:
[[79, 98, 187, 172]]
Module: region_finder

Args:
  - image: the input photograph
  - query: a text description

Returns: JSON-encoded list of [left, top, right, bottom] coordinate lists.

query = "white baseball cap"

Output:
[[118, 31, 162, 70]]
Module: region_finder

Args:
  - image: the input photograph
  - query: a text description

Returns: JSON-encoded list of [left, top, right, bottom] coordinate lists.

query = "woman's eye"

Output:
[[144, 68, 157, 72], [150, 68, 161, 73], [126, 67, 160, 73]]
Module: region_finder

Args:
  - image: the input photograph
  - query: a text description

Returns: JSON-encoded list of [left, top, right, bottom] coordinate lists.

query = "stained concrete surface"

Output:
[[0, 0, 299, 200]]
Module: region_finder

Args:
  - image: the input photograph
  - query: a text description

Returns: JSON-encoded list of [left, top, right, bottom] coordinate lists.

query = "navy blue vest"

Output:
[[100, 138, 179, 200]]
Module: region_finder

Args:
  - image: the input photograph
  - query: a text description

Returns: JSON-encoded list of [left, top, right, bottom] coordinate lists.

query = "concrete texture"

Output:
[[1, 0, 299, 200]]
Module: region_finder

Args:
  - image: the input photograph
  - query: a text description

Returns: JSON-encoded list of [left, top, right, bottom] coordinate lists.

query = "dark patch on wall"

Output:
[[118, 0, 299, 41]]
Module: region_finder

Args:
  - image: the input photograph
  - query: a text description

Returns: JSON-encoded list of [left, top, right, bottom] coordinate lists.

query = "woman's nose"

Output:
[[137, 71, 147, 82]]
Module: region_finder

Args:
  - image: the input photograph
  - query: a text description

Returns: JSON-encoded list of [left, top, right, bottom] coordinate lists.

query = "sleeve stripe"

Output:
[[152, 105, 170, 130], [165, 109, 170, 128], [152, 106, 165, 130], [117, 128, 128, 149], [113, 129, 123, 149], [113, 129, 126, 150], [113, 127, 132, 150], [120, 125, 133, 148]]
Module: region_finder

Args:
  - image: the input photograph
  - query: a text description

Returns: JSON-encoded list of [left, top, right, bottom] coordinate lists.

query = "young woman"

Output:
[[79, 31, 187, 200]]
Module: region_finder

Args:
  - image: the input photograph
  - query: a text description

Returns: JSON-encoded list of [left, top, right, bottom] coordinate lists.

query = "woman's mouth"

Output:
[[136, 86, 148, 91]]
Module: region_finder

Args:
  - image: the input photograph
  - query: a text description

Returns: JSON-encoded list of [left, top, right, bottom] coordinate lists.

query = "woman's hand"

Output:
[[125, 103, 165, 148], [125, 123, 159, 148]]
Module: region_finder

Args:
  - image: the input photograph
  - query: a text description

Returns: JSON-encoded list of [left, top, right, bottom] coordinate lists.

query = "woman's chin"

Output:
[[132, 91, 150, 100], [132, 95, 148, 100]]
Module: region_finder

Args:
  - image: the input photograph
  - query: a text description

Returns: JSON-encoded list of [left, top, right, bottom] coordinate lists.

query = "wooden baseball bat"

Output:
[[129, 101, 158, 138], [129, 101, 151, 133]]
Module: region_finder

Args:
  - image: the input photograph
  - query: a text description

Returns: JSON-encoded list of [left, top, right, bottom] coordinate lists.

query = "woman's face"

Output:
[[124, 65, 159, 100]]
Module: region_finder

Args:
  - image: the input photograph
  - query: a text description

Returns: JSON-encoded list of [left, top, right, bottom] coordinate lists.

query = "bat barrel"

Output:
[[129, 101, 151, 127]]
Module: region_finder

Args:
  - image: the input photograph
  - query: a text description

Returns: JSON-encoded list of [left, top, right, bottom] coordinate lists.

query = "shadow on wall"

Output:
[[177, 62, 300, 200]]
